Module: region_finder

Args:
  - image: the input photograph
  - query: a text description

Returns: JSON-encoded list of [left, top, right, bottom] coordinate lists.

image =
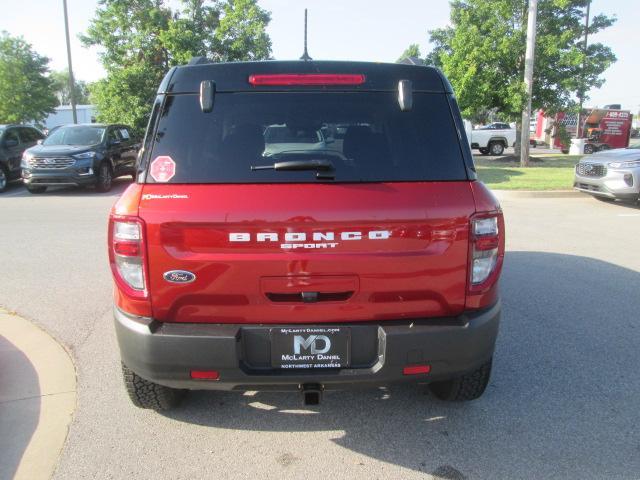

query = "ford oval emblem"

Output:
[[163, 270, 196, 284]]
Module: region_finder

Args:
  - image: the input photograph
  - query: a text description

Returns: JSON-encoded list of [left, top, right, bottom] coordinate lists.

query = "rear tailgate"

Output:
[[140, 182, 474, 324]]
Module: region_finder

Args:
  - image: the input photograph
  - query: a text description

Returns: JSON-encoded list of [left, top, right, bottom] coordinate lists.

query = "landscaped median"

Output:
[[475, 154, 582, 190]]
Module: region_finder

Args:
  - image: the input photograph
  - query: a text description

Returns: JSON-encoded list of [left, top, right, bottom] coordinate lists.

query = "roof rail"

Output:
[[188, 56, 209, 66]]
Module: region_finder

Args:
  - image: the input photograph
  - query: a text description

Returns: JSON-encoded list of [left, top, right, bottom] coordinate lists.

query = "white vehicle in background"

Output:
[[470, 122, 516, 156]]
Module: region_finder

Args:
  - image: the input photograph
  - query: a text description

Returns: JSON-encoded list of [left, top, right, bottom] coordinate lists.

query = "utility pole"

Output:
[[519, 0, 538, 167], [577, 0, 591, 139], [62, 0, 77, 123]]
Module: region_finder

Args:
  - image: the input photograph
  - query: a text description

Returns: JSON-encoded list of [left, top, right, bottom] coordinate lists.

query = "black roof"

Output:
[[159, 60, 452, 94]]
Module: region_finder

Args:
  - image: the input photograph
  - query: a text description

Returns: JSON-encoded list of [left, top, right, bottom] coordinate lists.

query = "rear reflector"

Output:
[[248, 73, 366, 86], [403, 365, 431, 375], [190, 370, 220, 380]]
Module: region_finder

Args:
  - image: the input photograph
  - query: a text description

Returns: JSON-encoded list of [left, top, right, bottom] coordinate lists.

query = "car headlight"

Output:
[[73, 151, 96, 160], [608, 160, 640, 169], [21, 151, 34, 168]]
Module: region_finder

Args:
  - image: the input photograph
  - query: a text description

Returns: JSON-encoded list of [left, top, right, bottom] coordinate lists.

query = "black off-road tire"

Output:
[[479, 148, 489, 155], [26, 185, 47, 194], [488, 141, 505, 156], [122, 363, 186, 410], [428, 358, 492, 402], [96, 162, 113, 192]]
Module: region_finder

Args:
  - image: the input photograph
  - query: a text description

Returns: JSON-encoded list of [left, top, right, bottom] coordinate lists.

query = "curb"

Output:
[[0, 309, 76, 480], [492, 189, 584, 199]]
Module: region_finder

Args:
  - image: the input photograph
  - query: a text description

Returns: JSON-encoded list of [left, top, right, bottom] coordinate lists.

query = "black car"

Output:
[[21, 124, 139, 194], [0, 124, 45, 192]]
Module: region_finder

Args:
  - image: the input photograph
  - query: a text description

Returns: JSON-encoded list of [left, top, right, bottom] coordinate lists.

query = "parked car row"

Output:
[[0, 123, 139, 193]]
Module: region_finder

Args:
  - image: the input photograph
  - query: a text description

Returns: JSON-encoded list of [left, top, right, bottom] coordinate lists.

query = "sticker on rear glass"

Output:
[[150, 156, 176, 182]]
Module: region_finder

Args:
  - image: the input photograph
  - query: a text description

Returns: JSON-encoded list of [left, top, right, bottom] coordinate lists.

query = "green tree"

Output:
[[397, 44, 422, 63], [82, 0, 272, 134], [421, 0, 616, 158], [0, 32, 57, 124], [50, 70, 91, 105], [213, 0, 272, 62]]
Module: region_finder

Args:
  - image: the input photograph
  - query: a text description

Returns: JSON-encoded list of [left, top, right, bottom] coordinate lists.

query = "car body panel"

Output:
[[139, 181, 476, 324]]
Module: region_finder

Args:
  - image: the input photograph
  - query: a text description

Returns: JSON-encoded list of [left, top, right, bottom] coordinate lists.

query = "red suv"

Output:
[[109, 60, 504, 410]]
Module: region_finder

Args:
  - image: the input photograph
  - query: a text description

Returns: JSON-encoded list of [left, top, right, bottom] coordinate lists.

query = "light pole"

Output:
[[62, 0, 77, 124], [520, 0, 538, 167]]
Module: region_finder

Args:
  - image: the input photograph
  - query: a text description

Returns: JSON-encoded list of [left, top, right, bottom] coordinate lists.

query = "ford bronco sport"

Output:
[[109, 60, 504, 410]]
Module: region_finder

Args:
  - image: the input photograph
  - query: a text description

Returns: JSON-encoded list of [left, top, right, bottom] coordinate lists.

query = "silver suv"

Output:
[[574, 141, 640, 201]]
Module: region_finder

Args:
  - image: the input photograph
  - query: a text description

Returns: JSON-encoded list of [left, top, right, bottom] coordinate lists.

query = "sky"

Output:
[[2, 0, 639, 112]]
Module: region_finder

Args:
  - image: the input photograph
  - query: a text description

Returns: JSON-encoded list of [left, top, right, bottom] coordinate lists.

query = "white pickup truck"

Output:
[[470, 122, 516, 156]]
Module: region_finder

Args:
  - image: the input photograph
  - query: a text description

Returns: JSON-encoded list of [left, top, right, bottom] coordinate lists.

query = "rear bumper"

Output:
[[114, 302, 500, 391]]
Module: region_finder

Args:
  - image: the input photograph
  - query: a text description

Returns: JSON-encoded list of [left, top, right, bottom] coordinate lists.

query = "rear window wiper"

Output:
[[250, 159, 335, 172]]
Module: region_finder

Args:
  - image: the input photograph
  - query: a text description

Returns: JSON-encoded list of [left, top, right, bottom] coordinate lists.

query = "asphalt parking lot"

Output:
[[1, 179, 639, 479]]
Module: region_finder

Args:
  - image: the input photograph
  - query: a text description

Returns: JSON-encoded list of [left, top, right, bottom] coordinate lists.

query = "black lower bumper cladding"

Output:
[[115, 302, 500, 391]]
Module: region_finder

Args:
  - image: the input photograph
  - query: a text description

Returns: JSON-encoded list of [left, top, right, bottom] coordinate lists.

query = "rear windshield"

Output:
[[146, 92, 467, 183]]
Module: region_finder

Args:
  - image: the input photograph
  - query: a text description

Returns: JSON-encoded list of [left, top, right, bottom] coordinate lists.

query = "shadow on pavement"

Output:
[[161, 252, 640, 479], [0, 336, 40, 480]]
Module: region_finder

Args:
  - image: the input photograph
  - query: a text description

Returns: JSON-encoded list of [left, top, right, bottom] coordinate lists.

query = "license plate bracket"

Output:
[[270, 327, 350, 370]]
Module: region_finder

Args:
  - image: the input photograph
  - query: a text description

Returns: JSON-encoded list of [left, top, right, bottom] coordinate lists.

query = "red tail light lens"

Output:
[[190, 370, 220, 380], [403, 365, 431, 375], [108, 215, 148, 299], [248, 73, 366, 86], [468, 213, 504, 294]]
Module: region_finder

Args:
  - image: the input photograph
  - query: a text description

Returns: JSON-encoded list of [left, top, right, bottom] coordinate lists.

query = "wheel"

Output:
[[530, 140, 537, 148], [488, 141, 504, 156], [561, 149, 569, 154], [0, 166, 7, 192], [26, 185, 47, 194], [121, 363, 186, 410], [428, 358, 492, 401], [479, 148, 489, 155], [584, 144, 595, 154], [96, 162, 113, 192]]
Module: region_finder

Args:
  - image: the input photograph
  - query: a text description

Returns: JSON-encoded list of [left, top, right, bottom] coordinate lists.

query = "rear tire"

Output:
[[488, 141, 504, 156], [26, 185, 47, 194], [479, 148, 489, 155], [122, 363, 186, 410], [584, 144, 595, 154], [428, 358, 492, 402], [96, 162, 113, 192]]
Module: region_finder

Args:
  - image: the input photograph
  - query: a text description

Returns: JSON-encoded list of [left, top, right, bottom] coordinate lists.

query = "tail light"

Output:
[[108, 215, 148, 299], [468, 212, 504, 295]]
